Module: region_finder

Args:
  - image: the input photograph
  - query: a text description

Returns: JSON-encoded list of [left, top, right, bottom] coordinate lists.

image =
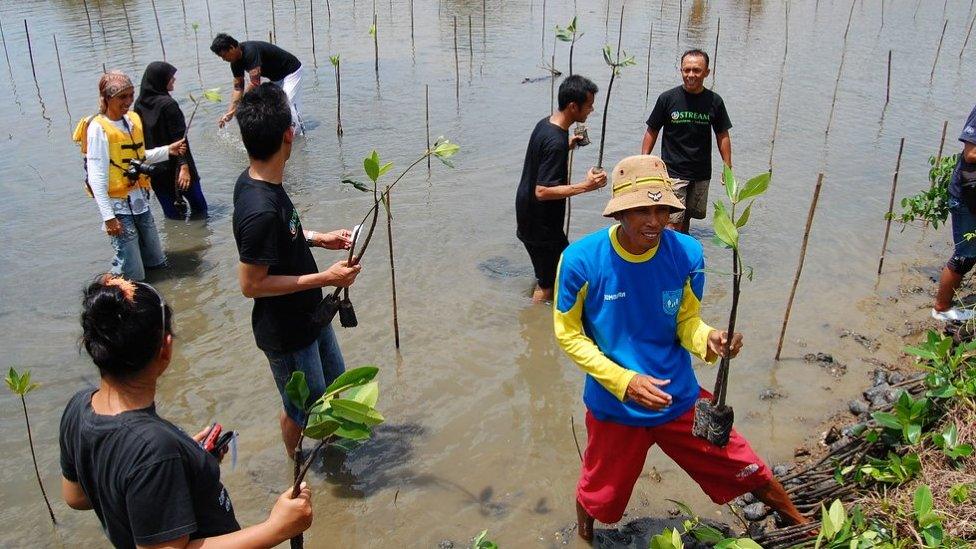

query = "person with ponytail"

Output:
[[59, 274, 314, 549]]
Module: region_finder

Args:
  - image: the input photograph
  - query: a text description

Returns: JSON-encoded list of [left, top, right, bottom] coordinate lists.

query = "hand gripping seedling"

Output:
[[691, 166, 770, 447], [312, 139, 460, 327]]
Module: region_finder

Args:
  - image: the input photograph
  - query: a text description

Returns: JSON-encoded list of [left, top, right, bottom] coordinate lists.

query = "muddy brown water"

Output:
[[0, 0, 972, 546]]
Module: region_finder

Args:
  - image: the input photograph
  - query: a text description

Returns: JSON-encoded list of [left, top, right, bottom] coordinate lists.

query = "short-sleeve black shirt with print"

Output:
[[59, 389, 240, 549], [646, 85, 732, 181], [233, 170, 322, 353], [516, 117, 570, 245], [231, 41, 302, 82]]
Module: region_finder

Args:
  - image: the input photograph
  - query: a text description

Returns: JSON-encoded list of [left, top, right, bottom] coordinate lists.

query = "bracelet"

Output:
[[305, 230, 317, 245]]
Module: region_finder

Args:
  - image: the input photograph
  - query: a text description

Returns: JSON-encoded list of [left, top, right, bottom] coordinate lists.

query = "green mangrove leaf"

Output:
[[343, 381, 379, 408], [329, 54, 340, 66], [364, 151, 381, 182], [735, 201, 753, 228], [369, 23, 376, 37], [715, 540, 763, 549], [914, 485, 939, 528], [473, 530, 499, 549], [723, 164, 737, 204], [321, 366, 379, 399], [285, 371, 310, 412], [602, 44, 614, 66], [192, 23, 199, 31], [342, 178, 371, 193], [664, 499, 696, 520], [303, 415, 340, 439], [203, 87, 222, 102], [334, 420, 372, 441], [905, 423, 922, 445], [713, 203, 739, 249], [711, 235, 732, 249], [648, 527, 683, 549], [330, 398, 385, 426], [555, 26, 572, 41], [738, 171, 770, 202], [433, 139, 460, 159], [871, 411, 901, 430], [5, 367, 20, 393], [378, 161, 394, 178]]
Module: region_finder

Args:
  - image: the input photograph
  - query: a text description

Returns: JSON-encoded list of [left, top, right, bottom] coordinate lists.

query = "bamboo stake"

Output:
[[677, 0, 683, 53], [206, 0, 214, 38], [644, 23, 653, 108], [468, 14, 473, 67], [542, 0, 547, 52], [150, 0, 166, 60], [880, 0, 884, 32], [310, 0, 316, 67], [373, 13, 378, 76], [53, 35, 70, 119], [884, 49, 891, 106], [82, 0, 94, 37], [931, 19, 948, 81], [193, 25, 202, 85], [0, 16, 9, 69], [710, 17, 721, 88], [825, 0, 855, 136], [271, 0, 277, 43], [453, 16, 459, 108], [23, 20, 36, 82], [385, 186, 400, 349], [243, 0, 249, 39], [180, 0, 187, 27], [425, 84, 431, 173], [121, 0, 134, 45], [334, 56, 343, 136], [410, 0, 415, 49], [768, 0, 789, 171], [483, 0, 487, 47], [962, 10, 976, 58], [936, 120, 949, 166], [605, 0, 611, 36], [774, 173, 824, 361], [877, 138, 905, 276]]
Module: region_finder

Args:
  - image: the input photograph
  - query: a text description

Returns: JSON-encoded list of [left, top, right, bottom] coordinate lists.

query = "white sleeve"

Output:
[[144, 145, 170, 165], [86, 122, 115, 222]]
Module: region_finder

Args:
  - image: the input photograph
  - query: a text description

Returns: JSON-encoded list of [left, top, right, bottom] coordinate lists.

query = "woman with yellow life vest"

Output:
[[73, 71, 186, 281]]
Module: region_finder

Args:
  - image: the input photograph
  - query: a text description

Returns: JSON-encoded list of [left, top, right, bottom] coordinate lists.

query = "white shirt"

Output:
[[86, 114, 169, 228]]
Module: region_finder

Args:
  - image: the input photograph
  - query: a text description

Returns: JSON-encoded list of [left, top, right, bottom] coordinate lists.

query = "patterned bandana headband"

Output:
[[98, 71, 133, 113]]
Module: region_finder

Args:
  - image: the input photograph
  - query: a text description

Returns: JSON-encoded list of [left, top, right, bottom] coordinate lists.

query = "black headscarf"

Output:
[[134, 61, 177, 136]]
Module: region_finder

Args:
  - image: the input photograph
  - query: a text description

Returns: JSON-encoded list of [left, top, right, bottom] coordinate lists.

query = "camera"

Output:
[[124, 159, 157, 181]]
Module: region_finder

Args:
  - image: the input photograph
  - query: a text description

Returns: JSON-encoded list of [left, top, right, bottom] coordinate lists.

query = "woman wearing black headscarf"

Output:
[[134, 62, 208, 219]]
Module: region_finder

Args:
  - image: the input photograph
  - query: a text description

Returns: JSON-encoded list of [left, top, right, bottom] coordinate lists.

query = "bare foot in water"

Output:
[[576, 499, 594, 543], [531, 285, 553, 304]]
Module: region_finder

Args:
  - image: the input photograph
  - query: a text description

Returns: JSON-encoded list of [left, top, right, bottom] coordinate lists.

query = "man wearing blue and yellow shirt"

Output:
[[554, 155, 806, 541]]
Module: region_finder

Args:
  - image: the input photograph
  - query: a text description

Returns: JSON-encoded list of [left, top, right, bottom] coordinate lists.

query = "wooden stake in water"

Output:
[[373, 13, 379, 76], [710, 17, 721, 88], [385, 186, 401, 349], [453, 16, 460, 108], [962, 10, 976, 58], [774, 173, 824, 361], [644, 22, 653, 108], [243, 0, 249, 39], [121, 0, 134, 45], [82, 0, 94, 37], [333, 56, 343, 136], [931, 19, 949, 82], [483, 0, 487, 47], [936, 120, 949, 166], [769, 1, 789, 171], [271, 0, 277, 43], [206, 0, 214, 38], [677, 0, 683, 52], [425, 84, 431, 173], [310, 0, 317, 66], [410, 0, 415, 48], [468, 15, 473, 67], [877, 138, 905, 276], [23, 20, 37, 83], [150, 0, 166, 60], [542, 0, 547, 52], [826, 0, 856, 136], [0, 15, 10, 70], [180, 0, 187, 27], [885, 49, 891, 106], [53, 35, 70, 119]]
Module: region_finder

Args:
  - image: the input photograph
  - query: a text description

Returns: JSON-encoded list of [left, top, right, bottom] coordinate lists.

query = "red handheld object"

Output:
[[203, 423, 222, 453]]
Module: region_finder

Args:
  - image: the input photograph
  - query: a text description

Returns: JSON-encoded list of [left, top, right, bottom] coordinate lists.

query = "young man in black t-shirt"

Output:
[[231, 83, 361, 459], [211, 33, 306, 134], [516, 75, 607, 303], [642, 49, 733, 233]]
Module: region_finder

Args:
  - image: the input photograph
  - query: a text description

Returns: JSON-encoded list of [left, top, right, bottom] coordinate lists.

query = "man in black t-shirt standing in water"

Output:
[[642, 49, 732, 234], [516, 75, 607, 303], [211, 33, 306, 134], [232, 83, 361, 459]]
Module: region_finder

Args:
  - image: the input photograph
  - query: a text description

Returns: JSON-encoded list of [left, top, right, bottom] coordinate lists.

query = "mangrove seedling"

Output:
[[554, 15, 583, 76], [330, 54, 343, 136], [370, 15, 378, 77], [595, 6, 636, 172], [5, 367, 56, 526], [691, 165, 770, 447], [173, 88, 220, 215], [891, 153, 956, 230], [192, 23, 202, 85], [314, 139, 460, 327], [285, 367, 384, 549]]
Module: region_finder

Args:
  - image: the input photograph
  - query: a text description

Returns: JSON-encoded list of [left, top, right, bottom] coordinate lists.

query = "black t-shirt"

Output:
[[59, 389, 240, 549], [233, 170, 322, 353], [516, 117, 570, 244], [231, 41, 302, 82], [646, 85, 732, 181]]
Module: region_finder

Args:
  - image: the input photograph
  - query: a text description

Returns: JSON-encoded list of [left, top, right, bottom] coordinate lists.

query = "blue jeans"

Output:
[[110, 211, 167, 281], [265, 326, 346, 425], [949, 197, 976, 258]]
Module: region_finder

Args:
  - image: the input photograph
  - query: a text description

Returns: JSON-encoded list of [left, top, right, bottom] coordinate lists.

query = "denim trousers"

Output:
[[109, 211, 167, 281]]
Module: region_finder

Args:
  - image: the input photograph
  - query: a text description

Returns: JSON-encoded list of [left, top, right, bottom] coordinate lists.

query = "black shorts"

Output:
[[522, 238, 569, 289]]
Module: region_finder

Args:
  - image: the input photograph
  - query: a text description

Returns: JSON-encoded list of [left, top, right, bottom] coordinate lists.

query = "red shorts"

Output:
[[576, 389, 772, 524]]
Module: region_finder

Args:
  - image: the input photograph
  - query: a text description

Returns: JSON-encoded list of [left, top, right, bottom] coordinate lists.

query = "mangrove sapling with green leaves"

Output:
[[692, 165, 770, 447], [645, 500, 761, 549], [471, 530, 498, 549], [173, 88, 220, 215], [285, 367, 384, 549], [554, 16, 583, 76], [314, 139, 460, 327], [595, 5, 636, 173], [891, 154, 956, 230], [330, 55, 343, 136], [5, 367, 56, 526]]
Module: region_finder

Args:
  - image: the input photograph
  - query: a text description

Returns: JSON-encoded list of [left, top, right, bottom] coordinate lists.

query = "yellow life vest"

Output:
[[72, 111, 151, 198]]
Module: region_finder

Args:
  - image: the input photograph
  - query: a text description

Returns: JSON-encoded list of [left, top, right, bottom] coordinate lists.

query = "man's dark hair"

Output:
[[210, 33, 239, 55], [236, 83, 292, 160], [558, 75, 598, 111], [680, 48, 710, 67]]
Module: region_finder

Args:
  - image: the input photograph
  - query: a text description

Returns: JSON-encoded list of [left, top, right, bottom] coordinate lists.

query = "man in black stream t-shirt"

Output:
[[210, 33, 306, 134], [516, 75, 607, 303], [642, 48, 733, 234], [232, 83, 361, 459]]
